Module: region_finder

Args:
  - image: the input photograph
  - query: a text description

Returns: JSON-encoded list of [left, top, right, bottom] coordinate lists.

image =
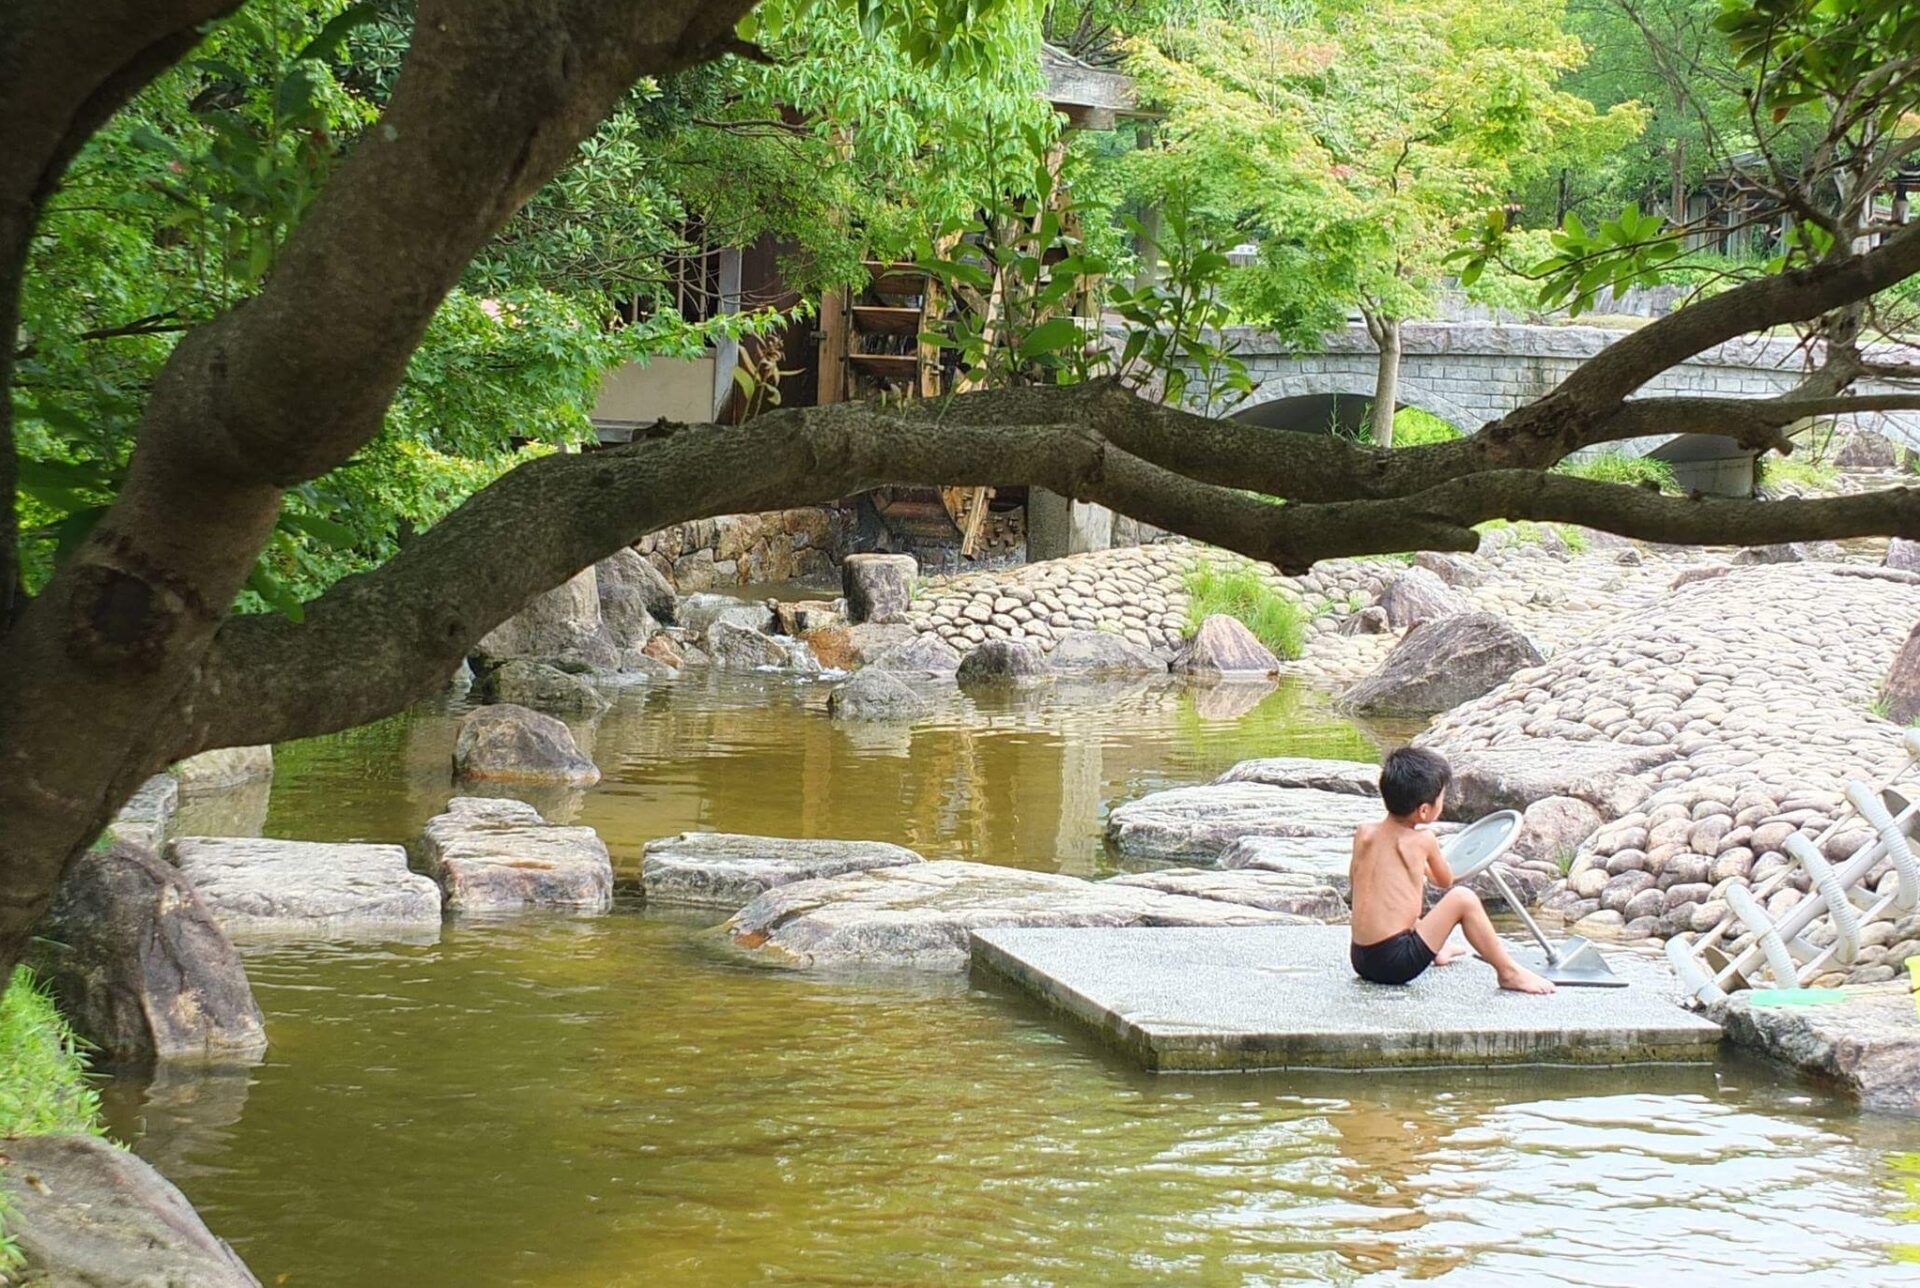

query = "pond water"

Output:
[[104, 672, 1920, 1286]]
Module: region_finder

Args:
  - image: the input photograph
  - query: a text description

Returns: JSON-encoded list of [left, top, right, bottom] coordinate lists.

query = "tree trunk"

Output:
[[1366, 313, 1402, 448]]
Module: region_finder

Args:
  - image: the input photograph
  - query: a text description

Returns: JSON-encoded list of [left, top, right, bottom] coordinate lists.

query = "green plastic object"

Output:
[[1748, 988, 1848, 1007]]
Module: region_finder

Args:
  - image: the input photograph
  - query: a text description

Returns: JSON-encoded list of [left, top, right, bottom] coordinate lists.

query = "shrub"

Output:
[[1183, 563, 1305, 659], [1391, 407, 1463, 447]]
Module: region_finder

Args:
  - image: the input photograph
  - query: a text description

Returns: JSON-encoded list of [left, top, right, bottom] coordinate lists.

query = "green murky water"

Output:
[[108, 672, 1920, 1285]]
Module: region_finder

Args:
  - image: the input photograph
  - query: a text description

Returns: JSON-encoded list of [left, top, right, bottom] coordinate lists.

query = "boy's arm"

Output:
[[1422, 832, 1455, 889]]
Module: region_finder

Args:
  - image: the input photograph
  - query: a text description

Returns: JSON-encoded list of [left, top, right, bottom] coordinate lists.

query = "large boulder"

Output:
[[1885, 620, 1920, 724], [1340, 612, 1543, 716], [842, 553, 918, 624], [473, 568, 618, 670], [956, 637, 1051, 688], [1732, 542, 1814, 564], [642, 832, 925, 909], [473, 659, 610, 714], [1512, 795, 1604, 869], [167, 837, 442, 938], [452, 704, 600, 785], [0, 1134, 261, 1287], [595, 548, 669, 645], [868, 632, 963, 676], [1424, 740, 1671, 820], [1047, 629, 1166, 674], [419, 798, 612, 912], [172, 746, 273, 795], [1101, 869, 1348, 922], [1215, 757, 1380, 797], [1833, 431, 1900, 469], [1105, 782, 1381, 864], [726, 860, 1306, 970], [679, 593, 775, 638], [30, 841, 267, 1065], [844, 622, 919, 664], [826, 668, 933, 722], [1375, 566, 1465, 629], [110, 774, 179, 850], [1172, 614, 1280, 676]]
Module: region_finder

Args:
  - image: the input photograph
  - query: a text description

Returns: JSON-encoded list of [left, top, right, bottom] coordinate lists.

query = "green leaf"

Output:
[[1015, 317, 1083, 360], [296, 2, 386, 63]]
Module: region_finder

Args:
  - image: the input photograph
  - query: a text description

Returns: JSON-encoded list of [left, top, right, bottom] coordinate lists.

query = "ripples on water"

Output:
[[107, 672, 1920, 1285]]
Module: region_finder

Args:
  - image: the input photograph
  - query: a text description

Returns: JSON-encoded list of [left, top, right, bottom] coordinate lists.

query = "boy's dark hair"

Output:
[[1380, 747, 1451, 817]]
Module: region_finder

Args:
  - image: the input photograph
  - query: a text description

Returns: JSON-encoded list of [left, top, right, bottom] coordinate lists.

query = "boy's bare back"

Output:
[[1348, 819, 1445, 945]]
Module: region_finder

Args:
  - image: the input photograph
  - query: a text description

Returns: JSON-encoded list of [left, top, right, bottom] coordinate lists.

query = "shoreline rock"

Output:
[[166, 837, 442, 937]]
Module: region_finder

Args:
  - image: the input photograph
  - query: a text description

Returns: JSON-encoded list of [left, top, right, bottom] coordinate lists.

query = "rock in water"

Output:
[[726, 860, 1306, 970], [1215, 757, 1380, 797], [31, 841, 267, 1065], [1340, 612, 1543, 716], [642, 832, 925, 909], [679, 593, 775, 638], [172, 746, 273, 795], [956, 638, 1052, 688], [706, 620, 820, 672], [827, 669, 933, 722], [0, 1135, 262, 1286], [1105, 782, 1381, 864], [473, 568, 619, 670], [842, 553, 918, 624], [773, 599, 845, 636], [473, 659, 611, 714], [868, 632, 963, 676], [1220, 834, 1357, 895], [1172, 615, 1280, 676], [419, 798, 612, 912], [1047, 629, 1166, 674], [1375, 566, 1465, 629], [1714, 982, 1920, 1113], [453, 704, 600, 785], [110, 774, 179, 850], [597, 546, 677, 635], [166, 837, 443, 937], [1886, 620, 1920, 724], [1101, 869, 1348, 922]]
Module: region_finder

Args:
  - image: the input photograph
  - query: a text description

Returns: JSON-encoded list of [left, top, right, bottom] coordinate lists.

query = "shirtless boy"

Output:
[[1349, 746, 1555, 994]]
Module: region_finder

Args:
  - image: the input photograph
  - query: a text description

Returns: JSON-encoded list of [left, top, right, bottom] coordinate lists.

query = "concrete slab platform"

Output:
[[971, 924, 1721, 1072]]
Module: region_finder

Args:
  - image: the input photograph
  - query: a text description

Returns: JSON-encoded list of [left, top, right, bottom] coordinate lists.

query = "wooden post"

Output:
[[816, 287, 848, 406]]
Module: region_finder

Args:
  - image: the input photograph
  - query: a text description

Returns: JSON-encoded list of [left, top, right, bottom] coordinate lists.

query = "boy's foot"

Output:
[[1497, 965, 1556, 995], [1434, 944, 1468, 966]]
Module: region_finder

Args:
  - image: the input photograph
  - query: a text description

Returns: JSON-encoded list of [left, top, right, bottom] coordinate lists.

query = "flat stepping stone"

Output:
[[1215, 756, 1380, 796], [1219, 834, 1355, 893], [726, 860, 1306, 971], [166, 837, 441, 938], [420, 798, 612, 913], [642, 832, 924, 910], [1105, 782, 1380, 864], [1102, 870, 1347, 922], [1714, 982, 1920, 1113], [972, 925, 1721, 1071]]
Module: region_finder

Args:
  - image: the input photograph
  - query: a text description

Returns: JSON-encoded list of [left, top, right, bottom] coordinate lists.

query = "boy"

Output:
[[1349, 747, 1555, 994]]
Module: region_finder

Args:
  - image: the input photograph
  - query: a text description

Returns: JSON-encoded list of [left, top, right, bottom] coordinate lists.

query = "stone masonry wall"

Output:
[[637, 508, 856, 592]]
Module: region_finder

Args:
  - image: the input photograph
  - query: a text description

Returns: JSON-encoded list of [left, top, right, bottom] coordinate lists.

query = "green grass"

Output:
[[1554, 451, 1678, 491], [1183, 563, 1306, 659], [1391, 407, 1463, 447], [1473, 518, 1589, 552], [0, 970, 104, 1272], [1758, 455, 1839, 491]]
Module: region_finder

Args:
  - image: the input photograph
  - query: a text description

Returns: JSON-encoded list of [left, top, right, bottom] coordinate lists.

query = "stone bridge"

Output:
[[1209, 321, 1920, 494]]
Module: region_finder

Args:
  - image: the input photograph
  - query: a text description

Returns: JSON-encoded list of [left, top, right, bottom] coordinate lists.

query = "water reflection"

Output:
[[104, 671, 1920, 1286]]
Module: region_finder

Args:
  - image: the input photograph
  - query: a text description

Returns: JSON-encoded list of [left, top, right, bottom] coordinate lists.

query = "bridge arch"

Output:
[[1230, 372, 1480, 439]]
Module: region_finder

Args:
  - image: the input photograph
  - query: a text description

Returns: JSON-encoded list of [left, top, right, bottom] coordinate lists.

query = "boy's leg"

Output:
[[1416, 888, 1555, 994]]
